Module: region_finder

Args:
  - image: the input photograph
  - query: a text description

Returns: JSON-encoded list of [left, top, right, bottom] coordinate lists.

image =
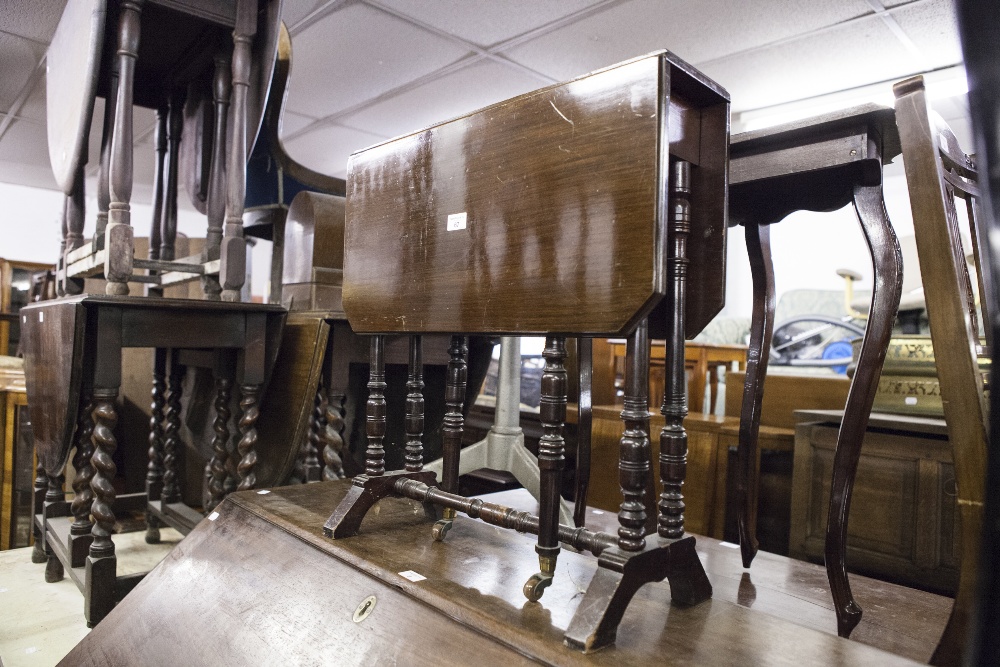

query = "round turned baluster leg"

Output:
[[660, 159, 692, 540], [323, 391, 346, 481], [44, 474, 66, 583], [524, 336, 567, 601], [236, 385, 261, 491], [405, 336, 425, 473], [31, 461, 47, 564], [433, 336, 467, 542], [618, 323, 651, 552], [206, 377, 232, 511]]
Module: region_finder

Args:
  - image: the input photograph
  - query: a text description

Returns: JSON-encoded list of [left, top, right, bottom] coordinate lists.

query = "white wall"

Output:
[[0, 181, 271, 299], [719, 163, 917, 321]]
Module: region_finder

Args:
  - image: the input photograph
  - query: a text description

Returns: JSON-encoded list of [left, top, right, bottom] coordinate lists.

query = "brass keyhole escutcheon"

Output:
[[353, 595, 377, 623]]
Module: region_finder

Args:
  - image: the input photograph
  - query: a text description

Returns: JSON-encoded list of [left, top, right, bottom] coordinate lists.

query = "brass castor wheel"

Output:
[[432, 519, 452, 542], [523, 572, 553, 602]]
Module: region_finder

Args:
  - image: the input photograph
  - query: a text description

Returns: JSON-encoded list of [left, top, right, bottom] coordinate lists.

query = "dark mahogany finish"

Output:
[[324, 50, 729, 652], [342, 53, 727, 338], [21, 294, 284, 625], [63, 483, 949, 666], [49, 0, 282, 298], [728, 106, 904, 639]]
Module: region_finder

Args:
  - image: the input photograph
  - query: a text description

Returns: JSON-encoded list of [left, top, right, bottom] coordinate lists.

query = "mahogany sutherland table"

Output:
[[60, 482, 948, 666]]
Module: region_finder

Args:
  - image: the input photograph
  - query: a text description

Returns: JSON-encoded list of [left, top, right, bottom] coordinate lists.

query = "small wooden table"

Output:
[[21, 294, 284, 626], [61, 483, 947, 665]]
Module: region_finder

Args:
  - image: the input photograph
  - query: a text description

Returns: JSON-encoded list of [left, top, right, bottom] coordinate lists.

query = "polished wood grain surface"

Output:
[[342, 51, 728, 337], [62, 482, 945, 666]]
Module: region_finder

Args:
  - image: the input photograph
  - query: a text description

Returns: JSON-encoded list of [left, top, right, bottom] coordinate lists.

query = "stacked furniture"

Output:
[[24, 0, 288, 627]]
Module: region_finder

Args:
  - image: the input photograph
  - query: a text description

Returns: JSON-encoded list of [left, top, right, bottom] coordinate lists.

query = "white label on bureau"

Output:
[[398, 570, 427, 582], [447, 212, 467, 231], [905, 397, 917, 405], [208, 511, 220, 521]]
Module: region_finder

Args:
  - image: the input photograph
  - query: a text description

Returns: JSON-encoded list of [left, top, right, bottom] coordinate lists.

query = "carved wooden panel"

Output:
[[790, 420, 959, 594]]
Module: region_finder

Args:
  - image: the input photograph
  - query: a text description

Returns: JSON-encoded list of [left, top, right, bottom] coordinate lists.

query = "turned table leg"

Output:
[[220, 0, 257, 302], [104, 0, 143, 295], [826, 183, 902, 637], [621, 322, 652, 552], [206, 376, 233, 512], [70, 396, 96, 566], [736, 222, 774, 568], [574, 337, 593, 528], [433, 336, 467, 541], [86, 388, 119, 627], [145, 349, 166, 543], [43, 473, 66, 583], [31, 461, 47, 564], [323, 388, 347, 481], [524, 335, 567, 601], [161, 351, 184, 505], [236, 384, 261, 491], [202, 52, 230, 301]]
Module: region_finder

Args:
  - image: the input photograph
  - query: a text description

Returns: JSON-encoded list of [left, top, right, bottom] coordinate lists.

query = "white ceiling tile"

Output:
[[277, 109, 316, 138], [0, 32, 44, 114], [701, 16, 918, 112], [890, 0, 962, 66], [283, 3, 472, 118], [0, 119, 55, 191], [17, 75, 46, 123], [372, 0, 605, 47], [501, 0, 873, 82], [283, 123, 386, 177], [0, 0, 67, 44], [341, 60, 543, 138], [280, 0, 334, 30]]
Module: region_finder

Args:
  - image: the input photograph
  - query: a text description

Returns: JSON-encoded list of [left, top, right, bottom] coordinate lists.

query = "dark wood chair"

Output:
[[954, 3, 1000, 664], [895, 74, 990, 666], [321, 50, 729, 652], [728, 106, 904, 638], [48, 0, 281, 300]]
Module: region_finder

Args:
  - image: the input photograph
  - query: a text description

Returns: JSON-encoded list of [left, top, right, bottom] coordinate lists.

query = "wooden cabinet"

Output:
[[790, 410, 959, 594], [0, 362, 32, 550]]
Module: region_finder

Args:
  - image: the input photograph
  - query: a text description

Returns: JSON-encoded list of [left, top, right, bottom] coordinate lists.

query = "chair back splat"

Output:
[[323, 50, 729, 653]]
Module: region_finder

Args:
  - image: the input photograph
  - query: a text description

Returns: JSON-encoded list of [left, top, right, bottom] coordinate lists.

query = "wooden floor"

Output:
[[61, 481, 951, 666]]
